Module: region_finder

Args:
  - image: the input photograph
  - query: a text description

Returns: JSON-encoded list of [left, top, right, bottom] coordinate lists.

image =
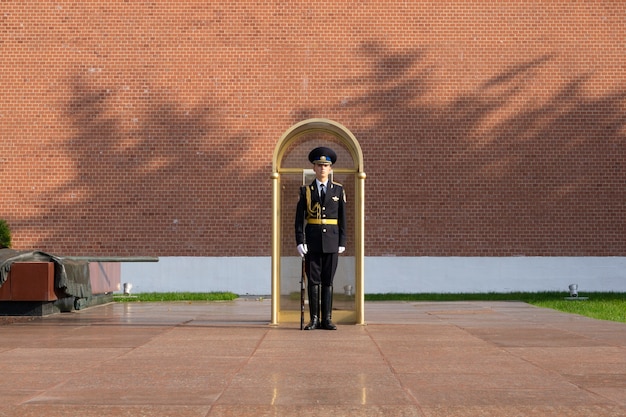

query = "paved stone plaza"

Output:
[[0, 299, 625, 416]]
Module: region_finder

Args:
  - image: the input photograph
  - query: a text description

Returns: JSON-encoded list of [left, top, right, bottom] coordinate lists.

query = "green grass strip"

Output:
[[365, 292, 626, 323], [113, 292, 238, 302], [113, 291, 626, 323]]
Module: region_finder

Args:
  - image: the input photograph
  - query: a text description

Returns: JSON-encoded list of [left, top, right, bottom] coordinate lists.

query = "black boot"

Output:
[[304, 284, 320, 330], [321, 285, 337, 330]]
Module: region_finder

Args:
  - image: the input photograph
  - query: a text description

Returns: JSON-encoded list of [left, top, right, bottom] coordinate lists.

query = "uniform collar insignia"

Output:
[[332, 196, 339, 202]]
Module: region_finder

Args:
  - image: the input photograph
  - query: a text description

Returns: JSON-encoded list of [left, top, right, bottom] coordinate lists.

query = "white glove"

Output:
[[338, 246, 345, 254], [297, 244, 308, 257]]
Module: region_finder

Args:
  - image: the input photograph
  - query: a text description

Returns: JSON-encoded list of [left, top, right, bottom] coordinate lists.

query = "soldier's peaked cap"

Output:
[[308, 146, 337, 165]]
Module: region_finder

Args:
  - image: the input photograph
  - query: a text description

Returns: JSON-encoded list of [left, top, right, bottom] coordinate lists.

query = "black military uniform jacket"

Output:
[[295, 180, 347, 254]]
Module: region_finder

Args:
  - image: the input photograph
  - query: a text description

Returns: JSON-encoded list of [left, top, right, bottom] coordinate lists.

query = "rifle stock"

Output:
[[300, 256, 306, 330]]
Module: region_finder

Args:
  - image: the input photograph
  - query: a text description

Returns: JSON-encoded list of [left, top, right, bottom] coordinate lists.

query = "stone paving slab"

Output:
[[0, 299, 624, 416]]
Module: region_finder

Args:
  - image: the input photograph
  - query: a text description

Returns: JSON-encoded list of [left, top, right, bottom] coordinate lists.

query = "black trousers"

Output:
[[305, 251, 338, 287]]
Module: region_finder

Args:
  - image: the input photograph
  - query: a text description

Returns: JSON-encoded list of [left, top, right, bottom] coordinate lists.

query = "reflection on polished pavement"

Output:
[[0, 299, 625, 416]]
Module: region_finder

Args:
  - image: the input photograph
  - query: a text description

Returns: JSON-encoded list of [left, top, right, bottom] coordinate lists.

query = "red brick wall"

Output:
[[1, 2, 624, 257]]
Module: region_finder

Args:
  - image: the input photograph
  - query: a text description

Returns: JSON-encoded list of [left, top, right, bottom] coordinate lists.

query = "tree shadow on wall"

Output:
[[302, 41, 626, 256], [31, 75, 261, 256]]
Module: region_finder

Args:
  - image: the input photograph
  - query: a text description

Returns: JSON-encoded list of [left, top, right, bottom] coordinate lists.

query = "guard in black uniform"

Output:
[[295, 147, 347, 330]]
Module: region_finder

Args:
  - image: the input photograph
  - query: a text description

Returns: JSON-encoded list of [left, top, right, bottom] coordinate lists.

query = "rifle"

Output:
[[300, 255, 306, 330]]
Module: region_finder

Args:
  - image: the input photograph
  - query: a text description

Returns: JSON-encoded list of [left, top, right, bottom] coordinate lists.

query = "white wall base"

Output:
[[121, 257, 272, 295], [363, 257, 626, 293], [120, 256, 626, 295]]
